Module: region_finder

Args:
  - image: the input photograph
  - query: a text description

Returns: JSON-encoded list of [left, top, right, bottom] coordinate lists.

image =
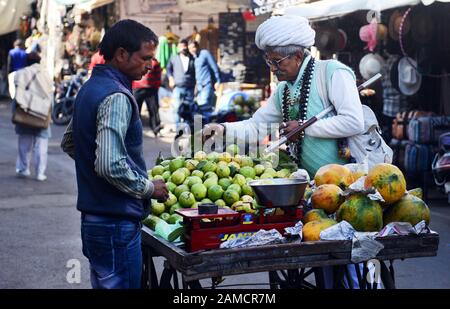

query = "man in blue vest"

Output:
[[61, 20, 168, 289], [7, 39, 28, 98]]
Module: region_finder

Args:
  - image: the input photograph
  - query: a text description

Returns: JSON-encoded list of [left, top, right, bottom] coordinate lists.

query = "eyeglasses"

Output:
[[264, 54, 291, 68]]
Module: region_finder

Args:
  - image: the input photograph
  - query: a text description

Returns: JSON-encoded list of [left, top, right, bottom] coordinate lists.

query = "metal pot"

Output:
[[248, 178, 307, 208]]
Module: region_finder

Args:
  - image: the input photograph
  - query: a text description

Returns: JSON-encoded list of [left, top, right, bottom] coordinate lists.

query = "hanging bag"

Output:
[[11, 66, 52, 129]]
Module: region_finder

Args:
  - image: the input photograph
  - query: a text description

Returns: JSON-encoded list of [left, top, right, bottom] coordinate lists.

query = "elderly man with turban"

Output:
[[206, 15, 364, 178]]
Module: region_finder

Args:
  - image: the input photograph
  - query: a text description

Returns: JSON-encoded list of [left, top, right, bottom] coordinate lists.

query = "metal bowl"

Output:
[[248, 178, 307, 208]]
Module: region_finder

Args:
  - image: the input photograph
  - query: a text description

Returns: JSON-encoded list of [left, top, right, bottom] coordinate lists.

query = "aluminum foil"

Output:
[[377, 220, 435, 237], [219, 228, 284, 249], [284, 220, 303, 240], [351, 232, 384, 263], [343, 176, 385, 202], [320, 221, 384, 263], [320, 220, 355, 241]]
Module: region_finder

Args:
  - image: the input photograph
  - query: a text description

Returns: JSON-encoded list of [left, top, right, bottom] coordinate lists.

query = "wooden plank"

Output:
[[141, 228, 440, 283], [183, 256, 352, 282]]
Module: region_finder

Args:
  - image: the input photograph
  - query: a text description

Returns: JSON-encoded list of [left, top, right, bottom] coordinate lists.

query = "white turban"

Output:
[[255, 15, 315, 50]]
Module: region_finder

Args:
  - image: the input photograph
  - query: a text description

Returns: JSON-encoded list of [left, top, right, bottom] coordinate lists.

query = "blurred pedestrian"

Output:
[[132, 58, 163, 137], [166, 39, 196, 127], [380, 53, 409, 144], [188, 40, 221, 116], [12, 62, 52, 181], [7, 39, 27, 99], [88, 50, 105, 74]]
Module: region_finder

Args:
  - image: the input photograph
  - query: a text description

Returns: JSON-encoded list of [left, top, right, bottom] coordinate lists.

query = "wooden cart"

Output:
[[141, 226, 439, 289]]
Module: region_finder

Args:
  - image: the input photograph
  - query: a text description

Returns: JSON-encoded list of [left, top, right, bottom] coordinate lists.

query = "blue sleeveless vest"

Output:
[[73, 64, 148, 220]]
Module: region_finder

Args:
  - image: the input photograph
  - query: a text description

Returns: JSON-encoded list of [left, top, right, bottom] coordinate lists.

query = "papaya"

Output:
[[303, 218, 337, 241], [303, 186, 313, 201], [314, 164, 354, 189], [311, 184, 344, 214], [302, 209, 328, 224], [383, 194, 430, 226], [408, 188, 423, 200], [364, 163, 406, 205], [336, 193, 383, 232]]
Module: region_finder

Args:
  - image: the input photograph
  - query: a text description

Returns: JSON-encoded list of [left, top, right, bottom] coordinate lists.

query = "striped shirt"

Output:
[[61, 93, 154, 199]]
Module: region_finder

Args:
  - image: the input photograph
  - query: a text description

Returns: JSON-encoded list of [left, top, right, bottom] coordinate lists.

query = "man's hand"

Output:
[[151, 179, 169, 202], [168, 76, 175, 89], [280, 121, 302, 142], [214, 82, 220, 92]]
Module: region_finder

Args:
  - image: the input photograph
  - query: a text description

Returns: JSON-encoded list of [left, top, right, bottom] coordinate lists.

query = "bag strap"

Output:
[[25, 71, 38, 91], [316, 60, 332, 109]]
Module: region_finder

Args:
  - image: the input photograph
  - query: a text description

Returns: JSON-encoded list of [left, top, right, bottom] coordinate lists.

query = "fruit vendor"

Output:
[[209, 15, 365, 178], [61, 20, 169, 289]]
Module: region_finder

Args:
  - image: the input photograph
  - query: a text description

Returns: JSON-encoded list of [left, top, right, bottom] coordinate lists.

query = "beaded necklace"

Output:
[[281, 57, 316, 166]]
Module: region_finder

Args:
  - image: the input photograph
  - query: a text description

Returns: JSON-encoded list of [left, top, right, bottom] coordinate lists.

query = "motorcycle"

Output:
[[432, 132, 450, 203], [51, 69, 87, 125]]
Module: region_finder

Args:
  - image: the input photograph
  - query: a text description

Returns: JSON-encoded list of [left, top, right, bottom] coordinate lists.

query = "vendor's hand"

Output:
[[280, 121, 302, 142], [202, 123, 225, 143], [151, 179, 169, 202], [360, 88, 376, 97]]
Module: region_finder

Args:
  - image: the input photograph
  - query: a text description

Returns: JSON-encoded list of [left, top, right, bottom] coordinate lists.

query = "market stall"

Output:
[[143, 146, 440, 289], [141, 227, 439, 289]]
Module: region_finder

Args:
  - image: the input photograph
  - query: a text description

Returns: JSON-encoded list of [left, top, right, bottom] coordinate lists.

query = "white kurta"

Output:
[[223, 69, 364, 142]]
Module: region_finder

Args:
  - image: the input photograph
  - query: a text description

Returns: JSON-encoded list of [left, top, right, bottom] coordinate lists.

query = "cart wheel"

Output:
[[268, 268, 318, 289], [355, 260, 396, 289], [380, 260, 396, 289]]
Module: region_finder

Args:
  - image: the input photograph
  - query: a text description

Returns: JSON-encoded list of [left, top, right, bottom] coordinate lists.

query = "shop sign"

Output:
[[251, 0, 308, 16]]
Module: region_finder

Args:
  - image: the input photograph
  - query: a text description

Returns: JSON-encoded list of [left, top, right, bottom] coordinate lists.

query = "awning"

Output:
[[0, 0, 31, 36], [278, 0, 450, 20], [52, 0, 91, 5], [177, 0, 249, 14], [53, 0, 114, 11], [75, 0, 114, 12]]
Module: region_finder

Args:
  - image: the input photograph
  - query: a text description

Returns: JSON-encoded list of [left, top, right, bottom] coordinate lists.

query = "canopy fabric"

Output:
[[177, 0, 248, 14], [74, 0, 114, 12], [0, 0, 31, 36], [278, 0, 450, 20], [53, 0, 113, 11], [52, 0, 92, 5]]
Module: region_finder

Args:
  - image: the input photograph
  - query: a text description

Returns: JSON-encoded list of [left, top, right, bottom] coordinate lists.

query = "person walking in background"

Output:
[[9, 40, 51, 181], [166, 39, 196, 128], [188, 40, 221, 116], [61, 20, 168, 289], [88, 50, 105, 74], [7, 39, 28, 99], [380, 53, 409, 144], [132, 57, 163, 137]]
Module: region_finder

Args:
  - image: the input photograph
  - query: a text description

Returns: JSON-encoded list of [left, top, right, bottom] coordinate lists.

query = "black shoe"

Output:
[[153, 125, 164, 137]]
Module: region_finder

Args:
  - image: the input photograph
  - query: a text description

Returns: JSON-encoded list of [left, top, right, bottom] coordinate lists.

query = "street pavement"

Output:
[[0, 99, 449, 289]]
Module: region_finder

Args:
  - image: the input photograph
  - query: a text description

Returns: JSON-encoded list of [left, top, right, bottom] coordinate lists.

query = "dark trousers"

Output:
[[81, 214, 143, 289], [133, 88, 161, 132], [381, 114, 395, 145]]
